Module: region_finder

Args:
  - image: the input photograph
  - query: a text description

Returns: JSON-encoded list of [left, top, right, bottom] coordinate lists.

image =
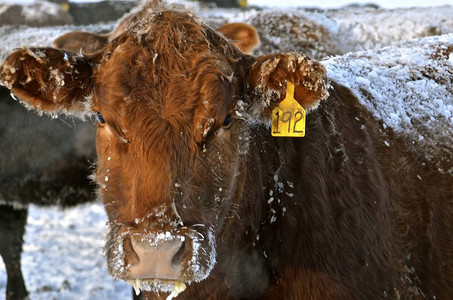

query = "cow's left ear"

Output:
[[0, 47, 96, 117], [246, 52, 329, 119], [54, 31, 109, 54], [216, 23, 260, 54]]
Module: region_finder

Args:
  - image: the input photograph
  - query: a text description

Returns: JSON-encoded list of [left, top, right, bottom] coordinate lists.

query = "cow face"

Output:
[[0, 9, 328, 295]]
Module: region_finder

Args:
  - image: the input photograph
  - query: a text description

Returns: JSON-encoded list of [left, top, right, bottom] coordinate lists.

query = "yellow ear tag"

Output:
[[271, 82, 306, 137]]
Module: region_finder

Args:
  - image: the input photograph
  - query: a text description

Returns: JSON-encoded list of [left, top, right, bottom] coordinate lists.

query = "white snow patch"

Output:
[[22, 1, 62, 20], [248, 0, 453, 8]]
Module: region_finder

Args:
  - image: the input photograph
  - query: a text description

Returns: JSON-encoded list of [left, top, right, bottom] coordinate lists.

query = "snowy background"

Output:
[[0, 0, 452, 299], [1, 0, 453, 8], [249, 0, 453, 8]]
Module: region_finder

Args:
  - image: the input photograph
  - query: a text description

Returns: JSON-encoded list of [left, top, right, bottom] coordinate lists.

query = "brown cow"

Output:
[[1, 6, 452, 300]]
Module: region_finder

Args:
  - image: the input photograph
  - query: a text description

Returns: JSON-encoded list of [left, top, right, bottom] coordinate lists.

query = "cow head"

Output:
[[0, 9, 328, 295]]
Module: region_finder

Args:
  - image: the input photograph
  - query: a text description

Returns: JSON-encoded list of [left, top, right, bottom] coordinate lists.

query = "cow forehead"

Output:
[[99, 10, 240, 98], [99, 9, 244, 76], [93, 10, 243, 154], [93, 43, 237, 137]]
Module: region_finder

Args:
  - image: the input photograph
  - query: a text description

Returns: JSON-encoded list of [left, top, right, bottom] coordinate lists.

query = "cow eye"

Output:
[[96, 112, 106, 124], [223, 115, 232, 127]]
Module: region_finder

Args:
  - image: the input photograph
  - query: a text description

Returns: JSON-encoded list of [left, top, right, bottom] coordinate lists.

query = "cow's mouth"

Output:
[[127, 278, 186, 299]]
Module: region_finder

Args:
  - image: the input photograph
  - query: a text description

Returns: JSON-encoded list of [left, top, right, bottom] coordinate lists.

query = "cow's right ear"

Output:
[[0, 47, 96, 117]]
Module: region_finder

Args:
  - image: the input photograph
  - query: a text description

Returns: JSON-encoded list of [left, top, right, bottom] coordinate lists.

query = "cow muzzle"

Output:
[[106, 224, 216, 294]]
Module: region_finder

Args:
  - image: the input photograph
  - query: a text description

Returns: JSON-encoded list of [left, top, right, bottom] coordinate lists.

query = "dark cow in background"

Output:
[[0, 2, 113, 299], [0, 3, 105, 299], [0, 4, 100, 299], [1, 4, 452, 300], [0, 86, 96, 300]]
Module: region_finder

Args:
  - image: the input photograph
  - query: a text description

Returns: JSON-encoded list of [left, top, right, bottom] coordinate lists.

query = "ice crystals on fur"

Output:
[[323, 34, 453, 167]]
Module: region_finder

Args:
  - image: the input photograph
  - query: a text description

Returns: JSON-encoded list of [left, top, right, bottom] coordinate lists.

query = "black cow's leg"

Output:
[[0, 204, 29, 300]]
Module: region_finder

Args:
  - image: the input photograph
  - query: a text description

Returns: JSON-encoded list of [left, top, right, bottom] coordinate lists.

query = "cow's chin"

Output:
[[105, 222, 217, 295]]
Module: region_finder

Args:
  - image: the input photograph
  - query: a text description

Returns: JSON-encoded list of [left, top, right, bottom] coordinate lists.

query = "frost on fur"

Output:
[[104, 204, 217, 295], [323, 34, 453, 167], [247, 52, 329, 124], [0, 47, 95, 119]]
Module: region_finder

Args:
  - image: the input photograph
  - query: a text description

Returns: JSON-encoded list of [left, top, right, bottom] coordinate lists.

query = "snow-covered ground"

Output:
[[7, 203, 132, 300], [0, 1, 452, 299]]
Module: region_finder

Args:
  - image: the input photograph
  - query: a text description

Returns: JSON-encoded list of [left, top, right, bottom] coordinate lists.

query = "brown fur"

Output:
[[53, 31, 109, 54], [0, 7, 452, 300], [216, 22, 260, 54], [0, 47, 93, 115]]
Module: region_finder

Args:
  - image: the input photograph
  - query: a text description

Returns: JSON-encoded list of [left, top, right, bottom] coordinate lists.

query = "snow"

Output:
[[0, 203, 131, 300], [21, 1, 61, 20], [248, 0, 453, 8], [1, 0, 452, 9]]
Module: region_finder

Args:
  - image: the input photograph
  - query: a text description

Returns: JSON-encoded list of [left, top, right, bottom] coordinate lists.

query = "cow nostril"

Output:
[[171, 240, 186, 267], [123, 235, 140, 266]]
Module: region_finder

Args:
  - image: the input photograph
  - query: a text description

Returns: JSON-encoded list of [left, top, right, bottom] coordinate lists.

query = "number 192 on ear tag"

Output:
[[271, 82, 306, 137]]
